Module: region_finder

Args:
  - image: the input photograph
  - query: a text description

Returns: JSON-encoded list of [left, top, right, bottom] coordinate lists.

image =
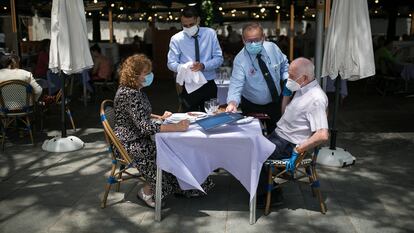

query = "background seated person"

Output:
[[34, 39, 50, 79], [256, 58, 329, 207], [114, 54, 214, 208], [374, 37, 403, 76], [90, 44, 113, 82], [0, 53, 42, 101]]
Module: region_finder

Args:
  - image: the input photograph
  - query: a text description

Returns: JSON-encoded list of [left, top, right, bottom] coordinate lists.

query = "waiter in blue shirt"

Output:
[[167, 6, 223, 112], [226, 22, 290, 133]]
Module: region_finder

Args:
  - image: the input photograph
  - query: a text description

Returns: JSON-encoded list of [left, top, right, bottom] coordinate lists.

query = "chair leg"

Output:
[[264, 165, 273, 215], [101, 164, 117, 208], [306, 166, 316, 197], [25, 116, 34, 145], [66, 109, 76, 131], [116, 164, 125, 192], [1, 119, 6, 151], [311, 166, 327, 214]]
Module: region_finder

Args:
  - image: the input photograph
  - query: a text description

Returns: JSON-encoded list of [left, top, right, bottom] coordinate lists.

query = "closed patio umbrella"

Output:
[[318, 0, 375, 167], [42, 0, 93, 152]]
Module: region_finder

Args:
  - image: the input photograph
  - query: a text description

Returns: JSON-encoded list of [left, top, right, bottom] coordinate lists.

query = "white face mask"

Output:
[[183, 25, 199, 37], [286, 78, 302, 92]]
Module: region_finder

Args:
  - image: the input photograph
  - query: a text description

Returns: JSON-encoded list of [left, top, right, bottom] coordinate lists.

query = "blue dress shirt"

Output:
[[167, 27, 223, 81], [227, 41, 289, 105]]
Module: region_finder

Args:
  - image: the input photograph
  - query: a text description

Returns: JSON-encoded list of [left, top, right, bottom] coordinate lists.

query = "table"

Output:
[[154, 119, 276, 224]]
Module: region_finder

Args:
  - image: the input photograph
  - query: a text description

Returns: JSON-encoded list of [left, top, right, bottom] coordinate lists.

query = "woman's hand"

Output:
[[160, 111, 172, 120], [175, 120, 190, 131]]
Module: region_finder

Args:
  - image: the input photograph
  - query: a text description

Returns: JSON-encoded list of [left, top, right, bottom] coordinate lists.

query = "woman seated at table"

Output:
[[114, 54, 214, 208]]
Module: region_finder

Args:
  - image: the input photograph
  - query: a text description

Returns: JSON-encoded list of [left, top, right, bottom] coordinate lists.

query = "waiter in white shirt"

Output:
[[167, 6, 223, 112]]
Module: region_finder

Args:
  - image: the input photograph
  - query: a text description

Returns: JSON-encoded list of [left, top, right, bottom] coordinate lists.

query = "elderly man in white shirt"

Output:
[[256, 57, 329, 207]]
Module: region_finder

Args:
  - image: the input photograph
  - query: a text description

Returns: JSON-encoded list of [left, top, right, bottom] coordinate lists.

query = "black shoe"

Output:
[[256, 188, 284, 209]]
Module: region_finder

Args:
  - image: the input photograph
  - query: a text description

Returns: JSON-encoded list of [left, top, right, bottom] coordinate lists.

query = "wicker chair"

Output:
[[264, 148, 327, 215], [99, 100, 145, 208], [37, 77, 76, 131], [0, 80, 35, 150]]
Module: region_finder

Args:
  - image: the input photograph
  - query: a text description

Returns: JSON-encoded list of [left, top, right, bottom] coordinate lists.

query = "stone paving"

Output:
[[0, 80, 413, 233]]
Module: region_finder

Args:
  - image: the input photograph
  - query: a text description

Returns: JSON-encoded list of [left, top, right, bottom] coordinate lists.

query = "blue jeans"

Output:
[[257, 131, 295, 195]]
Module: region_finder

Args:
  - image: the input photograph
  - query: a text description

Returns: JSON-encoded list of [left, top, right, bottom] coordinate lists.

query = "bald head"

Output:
[[290, 57, 315, 79]]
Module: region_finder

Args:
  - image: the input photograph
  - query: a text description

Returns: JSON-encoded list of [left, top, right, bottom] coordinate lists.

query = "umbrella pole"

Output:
[[60, 71, 67, 138], [329, 76, 341, 150]]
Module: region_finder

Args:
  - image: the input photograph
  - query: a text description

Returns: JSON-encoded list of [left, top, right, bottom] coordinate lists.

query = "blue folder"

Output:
[[195, 112, 244, 131]]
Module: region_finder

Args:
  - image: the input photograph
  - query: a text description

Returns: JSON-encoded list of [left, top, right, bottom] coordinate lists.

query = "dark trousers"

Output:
[[180, 80, 217, 112], [240, 96, 281, 134], [257, 132, 295, 195]]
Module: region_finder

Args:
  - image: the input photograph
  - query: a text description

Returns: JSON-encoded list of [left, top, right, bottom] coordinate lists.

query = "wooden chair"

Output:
[[0, 80, 35, 150], [99, 100, 145, 208], [264, 148, 327, 215], [37, 77, 76, 131]]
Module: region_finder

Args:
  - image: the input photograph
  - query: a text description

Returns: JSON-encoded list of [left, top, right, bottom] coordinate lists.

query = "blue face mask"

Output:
[[245, 41, 263, 55], [143, 72, 154, 87]]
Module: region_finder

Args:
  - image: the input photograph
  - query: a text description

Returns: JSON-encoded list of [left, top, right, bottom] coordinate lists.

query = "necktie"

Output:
[[193, 35, 200, 62], [257, 54, 279, 103]]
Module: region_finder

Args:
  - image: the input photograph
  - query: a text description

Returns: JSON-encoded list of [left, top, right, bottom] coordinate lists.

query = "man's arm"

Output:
[[225, 58, 245, 112], [278, 47, 289, 81], [281, 95, 292, 114], [167, 38, 181, 72], [202, 32, 223, 71], [296, 129, 329, 154]]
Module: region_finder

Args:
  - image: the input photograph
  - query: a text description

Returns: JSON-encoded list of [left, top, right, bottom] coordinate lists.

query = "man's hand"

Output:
[[225, 101, 238, 112], [190, 62, 205, 72], [175, 120, 190, 131], [286, 149, 299, 173], [160, 111, 172, 120]]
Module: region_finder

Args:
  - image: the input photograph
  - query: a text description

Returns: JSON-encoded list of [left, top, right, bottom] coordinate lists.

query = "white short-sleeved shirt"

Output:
[[276, 80, 328, 145]]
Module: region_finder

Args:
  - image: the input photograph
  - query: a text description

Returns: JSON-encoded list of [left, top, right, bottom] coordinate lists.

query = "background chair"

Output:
[[264, 148, 327, 215], [0, 80, 35, 150], [38, 75, 76, 131], [100, 100, 144, 208]]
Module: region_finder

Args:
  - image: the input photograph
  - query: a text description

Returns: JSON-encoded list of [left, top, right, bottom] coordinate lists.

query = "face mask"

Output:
[[183, 25, 199, 37], [286, 78, 301, 92], [142, 72, 154, 87], [245, 41, 263, 55]]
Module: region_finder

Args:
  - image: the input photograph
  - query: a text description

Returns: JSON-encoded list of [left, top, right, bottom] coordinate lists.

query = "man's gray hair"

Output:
[[242, 22, 263, 36]]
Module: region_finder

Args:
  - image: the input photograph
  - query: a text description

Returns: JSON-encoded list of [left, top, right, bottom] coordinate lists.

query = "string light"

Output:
[[119, 6, 124, 11], [219, 7, 223, 11], [93, 0, 98, 3], [276, 5, 280, 9], [375, 0, 379, 3], [374, 10, 378, 14], [260, 8, 265, 13], [110, 3, 114, 7], [88, 12, 92, 16]]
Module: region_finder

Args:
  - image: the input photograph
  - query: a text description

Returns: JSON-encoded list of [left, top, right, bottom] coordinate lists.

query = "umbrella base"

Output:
[[42, 136, 84, 152], [316, 147, 355, 167]]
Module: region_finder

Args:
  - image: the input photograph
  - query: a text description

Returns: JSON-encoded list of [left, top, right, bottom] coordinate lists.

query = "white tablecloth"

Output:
[[155, 119, 275, 201]]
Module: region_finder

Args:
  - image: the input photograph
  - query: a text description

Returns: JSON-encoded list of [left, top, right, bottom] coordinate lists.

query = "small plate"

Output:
[[186, 111, 207, 118], [231, 116, 254, 125], [165, 113, 190, 123]]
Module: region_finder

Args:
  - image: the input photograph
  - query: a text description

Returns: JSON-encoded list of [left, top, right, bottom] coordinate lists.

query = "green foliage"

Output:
[[201, 0, 213, 27]]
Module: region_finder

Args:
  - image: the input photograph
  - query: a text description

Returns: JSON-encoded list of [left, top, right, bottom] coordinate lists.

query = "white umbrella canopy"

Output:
[[318, 0, 376, 167], [43, 0, 93, 152], [322, 0, 375, 81], [49, 0, 93, 74]]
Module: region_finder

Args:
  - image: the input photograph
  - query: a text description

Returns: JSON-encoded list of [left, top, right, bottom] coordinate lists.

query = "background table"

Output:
[[154, 119, 275, 224]]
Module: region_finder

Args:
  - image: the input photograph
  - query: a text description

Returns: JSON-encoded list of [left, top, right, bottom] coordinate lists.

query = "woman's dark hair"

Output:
[[0, 53, 20, 69], [181, 6, 199, 18]]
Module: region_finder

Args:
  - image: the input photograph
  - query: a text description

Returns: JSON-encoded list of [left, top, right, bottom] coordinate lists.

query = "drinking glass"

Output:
[[210, 98, 219, 114], [204, 100, 212, 115]]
